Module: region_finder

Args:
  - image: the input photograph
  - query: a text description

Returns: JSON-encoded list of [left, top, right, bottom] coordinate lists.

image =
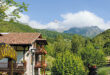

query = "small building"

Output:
[[0, 33, 47, 75]]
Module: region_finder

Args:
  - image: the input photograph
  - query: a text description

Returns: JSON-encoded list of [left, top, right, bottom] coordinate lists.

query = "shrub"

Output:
[[78, 45, 106, 67], [52, 51, 87, 75]]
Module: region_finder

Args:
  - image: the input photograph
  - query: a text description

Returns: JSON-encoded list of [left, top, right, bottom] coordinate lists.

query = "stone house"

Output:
[[0, 33, 47, 75]]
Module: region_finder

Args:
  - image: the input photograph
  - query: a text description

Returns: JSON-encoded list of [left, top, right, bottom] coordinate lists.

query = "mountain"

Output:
[[0, 21, 73, 40], [0, 21, 105, 40], [64, 26, 103, 37]]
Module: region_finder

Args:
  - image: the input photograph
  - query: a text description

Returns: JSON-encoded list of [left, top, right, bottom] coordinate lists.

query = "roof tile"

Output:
[[0, 33, 41, 45]]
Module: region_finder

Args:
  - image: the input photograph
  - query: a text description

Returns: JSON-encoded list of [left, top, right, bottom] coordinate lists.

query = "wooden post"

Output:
[[8, 58, 13, 75], [41, 55, 43, 75], [23, 46, 26, 61], [44, 55, 45, 75]]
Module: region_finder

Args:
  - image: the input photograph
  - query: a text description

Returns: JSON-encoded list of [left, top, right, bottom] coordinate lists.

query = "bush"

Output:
[[52, 51, 87, 75], [97, 67, 110, 75], [78, 45, 106, 67]]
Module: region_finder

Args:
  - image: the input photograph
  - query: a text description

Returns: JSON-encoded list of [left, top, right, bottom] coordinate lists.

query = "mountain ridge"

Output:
[[0, 21, 106, 38], [63, 26, 103, 37]]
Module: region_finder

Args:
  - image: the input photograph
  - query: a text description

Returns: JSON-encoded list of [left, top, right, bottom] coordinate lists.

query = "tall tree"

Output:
[[54, 35, 71, 57], [103, 42, 110, 55], [52, 51, 86, 75], [71, 34, 85, 53], [79, 44, 105, 67], [0, 0, 28, 20]]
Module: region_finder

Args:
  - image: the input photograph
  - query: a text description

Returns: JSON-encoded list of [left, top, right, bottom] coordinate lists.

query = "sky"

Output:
[[14, 0, 110, 32]]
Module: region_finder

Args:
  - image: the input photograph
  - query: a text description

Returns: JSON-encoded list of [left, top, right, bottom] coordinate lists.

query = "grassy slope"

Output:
[[93, 29, 110, 47], [94, 29, 110, 41], [0, 21, 36, 32], [0, 21, 72, 40], [36, 29, 73, 39], [97, 67, 110, 75]]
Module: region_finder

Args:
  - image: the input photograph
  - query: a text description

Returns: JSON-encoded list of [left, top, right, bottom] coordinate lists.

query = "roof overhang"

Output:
[[10, 44, 32, 46], [36, 39, 48, 45]]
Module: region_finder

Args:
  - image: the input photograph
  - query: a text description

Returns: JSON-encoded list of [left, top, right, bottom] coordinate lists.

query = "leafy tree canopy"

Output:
[[52, 51, 86, 75], [78, 44, 106, 67], [0, 0, 28, 20], [71, 34, 85, 53]]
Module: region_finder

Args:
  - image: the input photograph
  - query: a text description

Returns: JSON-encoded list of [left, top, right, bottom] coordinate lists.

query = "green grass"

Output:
[[45, 71, 51, 75], [97, 66, 110, 75]]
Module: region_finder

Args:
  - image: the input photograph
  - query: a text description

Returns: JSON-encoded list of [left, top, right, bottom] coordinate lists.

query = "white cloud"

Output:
[[5, 6, 18, 21], [17, 11, 110, 32], [5, 6, 17, 15]]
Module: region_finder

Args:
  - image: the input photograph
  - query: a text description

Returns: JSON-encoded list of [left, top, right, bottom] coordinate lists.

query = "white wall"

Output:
[[16, 43, 41, 75], [25, 46, 33, 75]]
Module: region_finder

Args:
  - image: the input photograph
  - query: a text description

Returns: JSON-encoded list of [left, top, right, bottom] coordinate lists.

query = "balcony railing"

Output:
[[0, 63, 25, 73], [35, 49, 47, 55], [35, 61, 47, 68]]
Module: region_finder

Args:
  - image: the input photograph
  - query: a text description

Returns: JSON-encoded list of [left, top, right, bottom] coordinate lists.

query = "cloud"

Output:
[[5, 6, 18, 21], [5, 6, 17, 15], [17, 11, 110, 32]]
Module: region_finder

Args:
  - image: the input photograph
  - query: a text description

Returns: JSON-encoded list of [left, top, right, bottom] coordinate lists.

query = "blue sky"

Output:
[[15, 0, 110, 31]]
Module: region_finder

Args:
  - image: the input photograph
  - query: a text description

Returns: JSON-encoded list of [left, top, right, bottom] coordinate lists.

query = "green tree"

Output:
[[78, 44, 105, 67], [103, 42, 110, 55], [0, 0, 28, 20], [45, 42, 55, 57], [71, 34, 85, 53], [54, 35, 71, 57], [52, 51, 86, 75]]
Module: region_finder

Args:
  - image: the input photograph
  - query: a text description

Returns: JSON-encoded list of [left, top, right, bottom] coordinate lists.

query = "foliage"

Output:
[[103, 42, 110, 55], [0, 21, 36, 32], [104, 48, 110, 56], [51, 35, 86, 75], [78, 43, 106, 67], [93, 29, 110, 55], [45, 42, 55, 57], [0, 0, 28, 20], [36, 29, 73, 40], [52, 51, 86, 75], [53, 35, 71, 57], [97, 67, 110, 75], [46, 55, 55, 71], [71, 34, 85, 53]]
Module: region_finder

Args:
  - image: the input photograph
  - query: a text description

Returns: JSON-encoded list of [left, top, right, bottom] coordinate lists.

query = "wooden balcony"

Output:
[[35, 61, 47, 68], [0, 63, 25, 73], [35, 49, 47, 55]]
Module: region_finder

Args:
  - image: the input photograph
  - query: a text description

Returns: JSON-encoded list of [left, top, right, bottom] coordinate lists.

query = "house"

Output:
[[0, 33, 47, 75]]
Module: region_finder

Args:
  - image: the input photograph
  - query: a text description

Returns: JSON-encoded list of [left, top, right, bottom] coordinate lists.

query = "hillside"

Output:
[[93, 29, 110, 55], [93, 29, 110, 47], [0, 21, 72, 40], [36, 29, 72, 39], [64, 26, 103, 37], [0, 21, 36, 32]]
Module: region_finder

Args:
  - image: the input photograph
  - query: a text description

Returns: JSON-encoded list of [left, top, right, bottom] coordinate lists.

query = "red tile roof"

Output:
[[0, 33, 41, 45]]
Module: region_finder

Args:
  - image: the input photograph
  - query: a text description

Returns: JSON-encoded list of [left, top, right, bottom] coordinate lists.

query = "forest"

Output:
[[45, 29, 110, 75]]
